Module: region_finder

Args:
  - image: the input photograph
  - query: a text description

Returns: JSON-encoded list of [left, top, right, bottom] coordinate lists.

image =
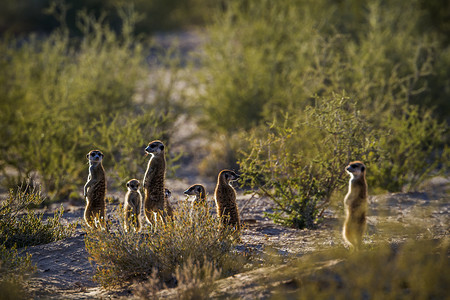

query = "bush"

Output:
[[85, 200, 246, 288], [0, 244, 36, 300], [0, 182, 76, 248], [370, 104, 449, 192], [239, 94, 381, 229]]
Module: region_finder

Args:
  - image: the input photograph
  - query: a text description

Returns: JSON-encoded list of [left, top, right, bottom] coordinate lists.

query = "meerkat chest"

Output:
[[144, 160, 165, 188], [216, 185, 236, 204], [344, 182, 360, 206]]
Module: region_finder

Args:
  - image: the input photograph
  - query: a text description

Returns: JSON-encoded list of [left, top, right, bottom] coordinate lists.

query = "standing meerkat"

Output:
[[124, 179, 142, 233], [165, 188, 174, 219], [214, 170, 240, 231], [343, 161, 368, 251], [83, 150, 107, 229], [184, 184, 207, 206], [143, 140, 167, 227]]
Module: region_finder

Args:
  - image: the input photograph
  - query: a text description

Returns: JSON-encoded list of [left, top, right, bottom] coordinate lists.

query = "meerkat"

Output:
[[342, 161, 368, 251], [165, 188, 174, 219], [184, 184, 207, 206], [83, 150, 107, 230], [143, 140, 168, 227], [214, 170, 240, 231], [124, 179, 142, 233]]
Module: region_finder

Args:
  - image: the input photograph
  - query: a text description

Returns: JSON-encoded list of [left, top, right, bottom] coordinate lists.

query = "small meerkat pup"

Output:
[[343, 161, 368, 251], [214, 170, 240, 231], [143, 140, 167, 227], [165, 188, 174, 219], [83, 150, 107, 230], [184, 184, 207, 206], [124, 179, 142, 233]]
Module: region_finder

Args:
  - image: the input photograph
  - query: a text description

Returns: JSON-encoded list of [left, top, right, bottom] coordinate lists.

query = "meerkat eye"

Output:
[[350, 164, 358, 168], [159, 145, 164, 150]]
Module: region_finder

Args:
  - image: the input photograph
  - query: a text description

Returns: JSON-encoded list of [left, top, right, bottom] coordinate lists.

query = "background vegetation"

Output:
[[0, 4, 184, 200], [0, 0, 448, 298]]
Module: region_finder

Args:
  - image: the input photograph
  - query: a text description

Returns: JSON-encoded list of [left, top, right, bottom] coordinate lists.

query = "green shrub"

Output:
[[0, 182, 76, 248], [0, 244, 35, 300], [370, 104, 449, 192], [239, 94, 381, 229], [85, 200, 246, 288]]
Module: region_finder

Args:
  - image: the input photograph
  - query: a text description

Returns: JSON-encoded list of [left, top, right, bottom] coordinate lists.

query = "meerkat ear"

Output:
[[126, 182, 130, 187], [86, 153, 90, 159]]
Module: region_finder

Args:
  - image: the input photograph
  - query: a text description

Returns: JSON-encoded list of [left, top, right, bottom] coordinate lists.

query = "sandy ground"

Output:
[[23, 175, 449, 299]]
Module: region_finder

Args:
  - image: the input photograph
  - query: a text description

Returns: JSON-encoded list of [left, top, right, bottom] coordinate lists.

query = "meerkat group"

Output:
[[83, 142, 367, 251]]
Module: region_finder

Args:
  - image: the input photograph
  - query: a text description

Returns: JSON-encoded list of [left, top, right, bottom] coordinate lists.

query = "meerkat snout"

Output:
[[346, 162, 365, 179], [87, 150, 104, 162], [145, 141, 165, 154], [225, 172, 239, 183]]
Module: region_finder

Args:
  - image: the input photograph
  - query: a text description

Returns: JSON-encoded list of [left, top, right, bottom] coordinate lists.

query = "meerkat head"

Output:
[[87, 150, 104, 165], [219, 170, 240, 184], [165, 188, 172, 199], [184, 184, 206, 198], [126, 179, 140, 191], [346, 161, 366, 180], [145, 140, 165, 156]]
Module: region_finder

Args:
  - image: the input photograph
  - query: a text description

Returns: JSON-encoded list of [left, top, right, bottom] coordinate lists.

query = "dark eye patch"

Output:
[[350, 164, 358, 168]]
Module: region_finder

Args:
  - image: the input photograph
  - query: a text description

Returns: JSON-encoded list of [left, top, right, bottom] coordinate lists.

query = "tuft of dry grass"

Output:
[[85, 200, 248, 288], [269, 238, 450, 299]]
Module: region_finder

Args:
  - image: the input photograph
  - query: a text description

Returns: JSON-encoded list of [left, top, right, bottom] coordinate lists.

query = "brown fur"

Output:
[[84, 150, 107, 229], [124, 179, 142, 232], [214, 170, 240, 231], [143, 140, 167, 227], [343, 161, 368, 251]]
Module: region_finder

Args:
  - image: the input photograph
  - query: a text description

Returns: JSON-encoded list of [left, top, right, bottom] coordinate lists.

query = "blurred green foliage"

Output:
[[0, 7, 183, 199], [199, 0, 450, 131], [0, 0, 217, 36]]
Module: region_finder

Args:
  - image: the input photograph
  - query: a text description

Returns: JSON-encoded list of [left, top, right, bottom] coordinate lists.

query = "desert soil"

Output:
[[23, 175, 449, 299]]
